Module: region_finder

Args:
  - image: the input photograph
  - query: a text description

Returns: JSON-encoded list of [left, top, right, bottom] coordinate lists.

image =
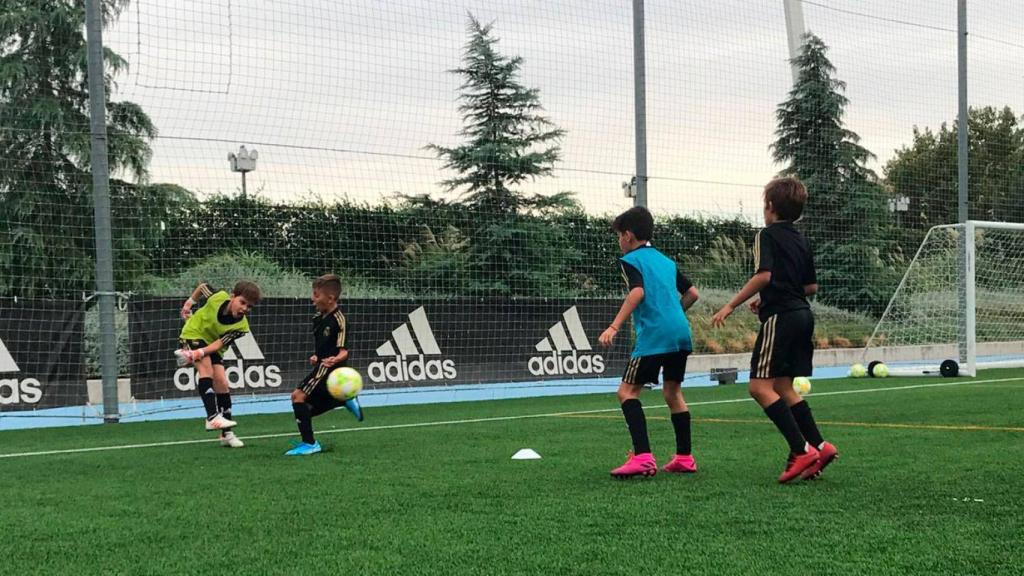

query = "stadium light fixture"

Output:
[[228, 145, 258, 198]]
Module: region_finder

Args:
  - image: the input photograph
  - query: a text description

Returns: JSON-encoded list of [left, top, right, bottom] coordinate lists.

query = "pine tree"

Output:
[[428, 14, 565, 216], [771, 33, 894, 313]]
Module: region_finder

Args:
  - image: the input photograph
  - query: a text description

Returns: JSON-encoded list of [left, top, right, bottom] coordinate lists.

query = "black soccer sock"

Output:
[[790, 400, 824, 448], [670, 411, 692, 456], [620, 399, 651, 455], [197, 377, 218, 419], [292, 403, 315, 444], [216, 393, 233, 429], [764, 399, 807, 454]]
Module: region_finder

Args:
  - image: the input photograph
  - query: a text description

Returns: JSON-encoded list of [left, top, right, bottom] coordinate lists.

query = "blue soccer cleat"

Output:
[[344, 397, 364, 422], [284, 440, 322, 456]]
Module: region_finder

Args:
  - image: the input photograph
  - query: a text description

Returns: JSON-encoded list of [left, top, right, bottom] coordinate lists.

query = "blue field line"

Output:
[[1, 365, 855, 431]]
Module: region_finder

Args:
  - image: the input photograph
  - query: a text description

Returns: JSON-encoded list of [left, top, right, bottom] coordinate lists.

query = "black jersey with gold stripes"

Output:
[[753, 221, 816, 322], [312, 308, 348, 360]]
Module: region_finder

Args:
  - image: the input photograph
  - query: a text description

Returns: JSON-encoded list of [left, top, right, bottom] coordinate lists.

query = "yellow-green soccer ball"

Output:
[[873, 363, 889, 378], [793, 377, 812, 395], [849, 363, 867, 378], [327, 367, 363, 401]]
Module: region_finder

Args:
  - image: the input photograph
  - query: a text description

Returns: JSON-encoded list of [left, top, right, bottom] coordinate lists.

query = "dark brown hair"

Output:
[[312, 274, 342, 299], [611, 206, 654, 241], [764, 176, 808, 221], [232, 280, 262, 304]]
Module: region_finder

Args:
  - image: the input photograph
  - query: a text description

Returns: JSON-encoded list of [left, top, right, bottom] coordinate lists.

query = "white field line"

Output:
[[1, 376, 1021, 460]]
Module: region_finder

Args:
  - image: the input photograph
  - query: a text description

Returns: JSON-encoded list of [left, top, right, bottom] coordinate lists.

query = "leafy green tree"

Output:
[[885, 106, 1024, 251], [0, 0, 156, 297]]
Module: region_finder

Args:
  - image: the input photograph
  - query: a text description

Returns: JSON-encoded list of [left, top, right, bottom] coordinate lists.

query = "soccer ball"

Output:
[[869, 362, 889, 378], [849, 363, 867, 378], [326, 367, 363, 400], [793, 376, 812, 395]]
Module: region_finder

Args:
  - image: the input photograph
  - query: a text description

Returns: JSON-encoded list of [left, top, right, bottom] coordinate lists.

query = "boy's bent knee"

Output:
[[617, 383, 642, 403], [291, 389, 307, 403]]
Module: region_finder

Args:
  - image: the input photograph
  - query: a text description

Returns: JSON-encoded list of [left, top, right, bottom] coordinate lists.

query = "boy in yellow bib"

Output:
[[175, 280, 262, 447]]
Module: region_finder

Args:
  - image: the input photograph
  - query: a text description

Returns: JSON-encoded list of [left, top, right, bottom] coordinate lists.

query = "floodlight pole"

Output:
[[957, 0, 968, 224], [783, 0, 806, 82], [85, 0, 119, 423], [631, 0, 647, 208], [957, 0, 971, 371]]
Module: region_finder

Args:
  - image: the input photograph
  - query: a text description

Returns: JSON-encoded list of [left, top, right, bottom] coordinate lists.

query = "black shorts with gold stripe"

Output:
[[298, 363, 335, 395], [750, 308, 814, 379], [622, 351, 689, 386]]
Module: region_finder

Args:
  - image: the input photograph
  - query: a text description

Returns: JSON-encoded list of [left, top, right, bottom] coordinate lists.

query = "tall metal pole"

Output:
[[957, 0, 971, 372], [85, 0, 119, 422], [632, 0, 647, 207], [782, 0, 807, 83], [241, 171, 247, 199], [957, 0, 969, 224]]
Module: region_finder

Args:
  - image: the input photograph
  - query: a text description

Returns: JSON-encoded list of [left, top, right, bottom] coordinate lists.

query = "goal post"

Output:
[[864, 220, 1024, 378]]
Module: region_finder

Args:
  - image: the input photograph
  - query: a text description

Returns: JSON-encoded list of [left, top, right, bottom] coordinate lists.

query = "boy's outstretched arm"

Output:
[[804, 283, 818, 296], [711, 271, 771, 327], [174, 330, 244, 367], [599, 287, 644, 347], [180, 282, 213, 319]]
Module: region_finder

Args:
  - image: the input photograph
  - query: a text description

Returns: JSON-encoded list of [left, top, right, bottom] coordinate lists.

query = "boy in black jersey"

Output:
[[285, 274, 364, 456], [711, 177, 838, 483]]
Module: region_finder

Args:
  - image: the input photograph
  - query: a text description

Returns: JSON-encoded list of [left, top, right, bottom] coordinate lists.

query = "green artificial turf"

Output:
[[2, 370, 1022, 575]]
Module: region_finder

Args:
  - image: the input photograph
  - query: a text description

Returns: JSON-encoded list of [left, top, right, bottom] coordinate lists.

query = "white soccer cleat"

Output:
[[205, 413, 238, 431], [174, 349, 197, 367], [219, 431, 244, 448]]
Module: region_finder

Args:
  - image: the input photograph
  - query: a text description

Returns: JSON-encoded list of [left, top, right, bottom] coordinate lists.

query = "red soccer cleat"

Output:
[[778, 444, 820, 484], [801, 441, 838, 479]]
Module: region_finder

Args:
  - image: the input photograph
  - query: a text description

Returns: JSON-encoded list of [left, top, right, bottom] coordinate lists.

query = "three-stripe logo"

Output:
[[0, 336, 44, 405], [528, 306, 605, 376], [368, 307, 456, 383]]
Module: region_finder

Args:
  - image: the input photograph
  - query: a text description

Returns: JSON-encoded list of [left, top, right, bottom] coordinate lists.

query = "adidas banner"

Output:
[[0, 299, 86, 409], [130, 298, 632, 395], [348, 299, 631, 386]]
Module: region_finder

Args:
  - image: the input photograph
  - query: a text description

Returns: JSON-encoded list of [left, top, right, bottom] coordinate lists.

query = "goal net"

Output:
[[864, 221, 1024, 377]]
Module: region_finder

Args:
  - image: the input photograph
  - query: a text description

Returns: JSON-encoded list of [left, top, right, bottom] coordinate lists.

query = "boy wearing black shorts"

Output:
[[711, 177, 838, 483], [599, 206, 700, 479], [286, 274, 363, 456]]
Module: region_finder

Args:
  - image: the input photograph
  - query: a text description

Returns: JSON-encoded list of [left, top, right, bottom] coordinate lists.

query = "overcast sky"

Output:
[[103, 0, 1024, 218]]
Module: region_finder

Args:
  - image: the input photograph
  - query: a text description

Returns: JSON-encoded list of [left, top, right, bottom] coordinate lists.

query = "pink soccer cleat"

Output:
[[662, 454, 697, 474], [610, 451, 657, 479]]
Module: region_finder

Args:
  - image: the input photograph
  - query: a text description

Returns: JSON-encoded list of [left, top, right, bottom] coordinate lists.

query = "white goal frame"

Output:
[[864, 220, 1024, 378]]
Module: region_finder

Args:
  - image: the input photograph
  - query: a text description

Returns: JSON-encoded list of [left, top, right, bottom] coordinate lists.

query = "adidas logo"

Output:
[[221, 332, 265, 361], [0, 336, 43, 405], [0, 336, 18, 373], [368, 307, 456, 383], [528, 306, 605, 376], [173, 332, 281, 392]]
